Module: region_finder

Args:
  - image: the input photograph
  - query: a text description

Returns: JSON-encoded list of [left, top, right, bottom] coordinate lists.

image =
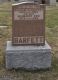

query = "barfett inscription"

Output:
[[13, 36, 44, 44]]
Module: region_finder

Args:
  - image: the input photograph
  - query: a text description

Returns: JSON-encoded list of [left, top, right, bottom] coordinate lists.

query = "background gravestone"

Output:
[[12, 2, 45, 45], [6, 2, 51, 70]]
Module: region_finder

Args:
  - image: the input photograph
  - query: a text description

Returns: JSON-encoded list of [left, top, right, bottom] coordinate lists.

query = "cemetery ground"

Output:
[[0, 2, 58, 80]]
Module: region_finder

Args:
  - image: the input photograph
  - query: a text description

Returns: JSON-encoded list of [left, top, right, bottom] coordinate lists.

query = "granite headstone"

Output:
[[12, 2, 45, 45], [6, 2, 51, 70]]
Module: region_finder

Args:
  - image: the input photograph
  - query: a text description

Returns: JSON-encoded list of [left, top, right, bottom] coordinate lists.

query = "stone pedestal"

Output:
[[6, 41, 51, 70]]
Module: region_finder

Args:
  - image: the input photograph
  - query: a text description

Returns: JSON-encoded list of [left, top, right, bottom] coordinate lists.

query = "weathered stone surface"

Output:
[[12, 3, 45, 45], [6, 41, 51, 70]]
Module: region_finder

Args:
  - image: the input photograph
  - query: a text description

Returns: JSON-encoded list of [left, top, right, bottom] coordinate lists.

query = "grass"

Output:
[[0, 2, 12, 26], [0, 2, 58, 80]]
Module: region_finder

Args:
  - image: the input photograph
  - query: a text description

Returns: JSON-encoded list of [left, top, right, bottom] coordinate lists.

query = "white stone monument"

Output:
[[50, 0, 56, 5]]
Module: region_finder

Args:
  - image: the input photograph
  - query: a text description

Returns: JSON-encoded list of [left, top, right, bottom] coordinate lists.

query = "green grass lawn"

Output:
[[0, 2, 58, 80]]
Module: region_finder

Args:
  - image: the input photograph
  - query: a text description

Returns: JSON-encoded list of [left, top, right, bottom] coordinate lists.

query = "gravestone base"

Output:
[[6, 41, 51, 70]]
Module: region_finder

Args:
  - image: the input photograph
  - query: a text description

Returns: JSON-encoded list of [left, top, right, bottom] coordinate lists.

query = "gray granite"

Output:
[[5, 41, 51, 70]]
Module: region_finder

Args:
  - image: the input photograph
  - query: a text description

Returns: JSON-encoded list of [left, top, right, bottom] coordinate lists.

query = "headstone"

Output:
[[12, 2, 45, 45], [6, 2, 51, 70], [50, 0, 56, 5], [0, 0, 8, 3]]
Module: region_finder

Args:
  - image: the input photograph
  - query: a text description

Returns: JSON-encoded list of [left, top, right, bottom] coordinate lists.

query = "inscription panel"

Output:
[[14, 10, 43, 20]]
